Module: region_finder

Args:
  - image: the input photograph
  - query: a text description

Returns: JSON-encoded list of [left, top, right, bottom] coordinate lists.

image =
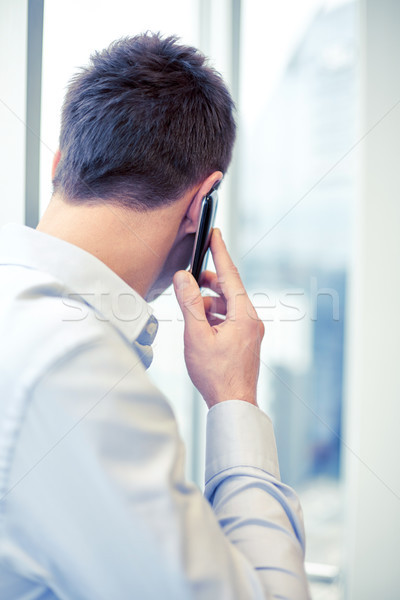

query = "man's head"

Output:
[[53, 32, 236, 209], [40, 33, 236, 299]]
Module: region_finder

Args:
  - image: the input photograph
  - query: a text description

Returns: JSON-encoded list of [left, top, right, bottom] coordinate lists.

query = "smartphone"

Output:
[[189, 188, 218, 283]]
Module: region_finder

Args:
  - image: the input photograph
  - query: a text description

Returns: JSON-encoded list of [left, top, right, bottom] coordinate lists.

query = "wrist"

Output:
[[205, 395, 258, 410]]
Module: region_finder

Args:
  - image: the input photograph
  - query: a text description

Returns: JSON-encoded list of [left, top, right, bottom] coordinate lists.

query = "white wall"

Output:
[[343, 1, 400, 597], [0, 0, 27, 226]]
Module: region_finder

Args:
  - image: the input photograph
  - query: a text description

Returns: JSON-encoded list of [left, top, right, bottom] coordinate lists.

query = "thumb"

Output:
[[173, 270, 209, 336]]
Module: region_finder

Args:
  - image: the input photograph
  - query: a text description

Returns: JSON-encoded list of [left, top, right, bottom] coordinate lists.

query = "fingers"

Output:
[[203, 294, 226, 317], [199, 270, 223, 295], [210, 229, 249, 320], [173, 270, 210, 338], [199, 270, 227, 319], [174, 234, 264, 409]]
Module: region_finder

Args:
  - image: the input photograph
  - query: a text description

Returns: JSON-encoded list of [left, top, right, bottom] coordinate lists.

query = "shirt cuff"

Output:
[[205, 400, 280, 486]]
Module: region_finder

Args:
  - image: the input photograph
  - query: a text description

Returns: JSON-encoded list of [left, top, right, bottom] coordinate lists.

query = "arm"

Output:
[[173, 229, 310, 598], [205, 401, 309, 599]]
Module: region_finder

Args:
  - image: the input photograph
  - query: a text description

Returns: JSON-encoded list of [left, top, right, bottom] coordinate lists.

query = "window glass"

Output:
[[238, 0, 357, 594]]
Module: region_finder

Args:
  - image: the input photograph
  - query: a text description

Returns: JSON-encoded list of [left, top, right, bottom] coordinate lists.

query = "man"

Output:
[[0, 34, 310, 599]]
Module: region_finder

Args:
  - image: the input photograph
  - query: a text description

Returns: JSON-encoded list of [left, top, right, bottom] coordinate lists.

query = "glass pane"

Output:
[[238, 1, 358, 596]]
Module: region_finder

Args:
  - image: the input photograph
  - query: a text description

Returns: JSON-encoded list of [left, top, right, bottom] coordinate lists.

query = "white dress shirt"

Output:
[[0, 223, 310, 600]]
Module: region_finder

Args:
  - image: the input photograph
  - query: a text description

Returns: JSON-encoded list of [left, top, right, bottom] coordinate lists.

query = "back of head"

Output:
[[53, 33, 236, 210]]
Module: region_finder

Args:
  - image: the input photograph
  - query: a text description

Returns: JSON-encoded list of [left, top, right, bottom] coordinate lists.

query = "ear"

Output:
[[182, 170, 223, 234], [51, 149, 61, 180]]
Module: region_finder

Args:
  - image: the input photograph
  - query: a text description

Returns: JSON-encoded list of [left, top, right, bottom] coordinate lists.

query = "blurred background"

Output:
[[1, 1, 399, 598]]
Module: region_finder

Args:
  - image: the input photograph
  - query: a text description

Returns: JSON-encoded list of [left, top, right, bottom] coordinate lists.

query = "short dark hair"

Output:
[[53, 33, 236, 209]]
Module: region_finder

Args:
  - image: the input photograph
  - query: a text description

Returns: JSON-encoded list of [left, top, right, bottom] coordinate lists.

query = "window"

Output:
[[39, 2, 357, 596], [237, 1, 357, 595]]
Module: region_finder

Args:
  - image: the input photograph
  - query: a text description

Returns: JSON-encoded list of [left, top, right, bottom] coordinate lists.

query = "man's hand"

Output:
[[173, 229, 264, 409]]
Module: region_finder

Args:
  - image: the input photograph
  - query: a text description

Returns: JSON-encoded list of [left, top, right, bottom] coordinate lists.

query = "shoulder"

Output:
[[0, 265, 175, 499], [0, 264, 145, 397]]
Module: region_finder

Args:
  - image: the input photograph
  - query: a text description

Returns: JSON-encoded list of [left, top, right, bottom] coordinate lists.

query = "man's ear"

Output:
[[51, 149, 61, 180], [183, 170, 223, 234]]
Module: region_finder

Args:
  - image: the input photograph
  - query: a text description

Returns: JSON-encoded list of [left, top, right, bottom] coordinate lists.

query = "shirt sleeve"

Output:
[[4, 331, 310, 600], [205, 401, 310, 599]]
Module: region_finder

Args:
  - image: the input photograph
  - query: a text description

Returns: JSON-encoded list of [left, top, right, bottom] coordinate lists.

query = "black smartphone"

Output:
[[189, 188, 218, 283]]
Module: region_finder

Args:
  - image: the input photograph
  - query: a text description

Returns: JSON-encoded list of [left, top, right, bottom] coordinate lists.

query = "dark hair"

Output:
[[53, 33, 236, 209]]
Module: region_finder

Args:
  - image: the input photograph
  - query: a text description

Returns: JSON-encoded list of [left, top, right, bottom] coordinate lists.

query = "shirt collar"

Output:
[[0, 224, 158, 363]]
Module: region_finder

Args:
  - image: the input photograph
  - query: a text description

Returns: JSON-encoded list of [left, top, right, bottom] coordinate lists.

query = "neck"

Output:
[[37, 194, 187, 298]]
